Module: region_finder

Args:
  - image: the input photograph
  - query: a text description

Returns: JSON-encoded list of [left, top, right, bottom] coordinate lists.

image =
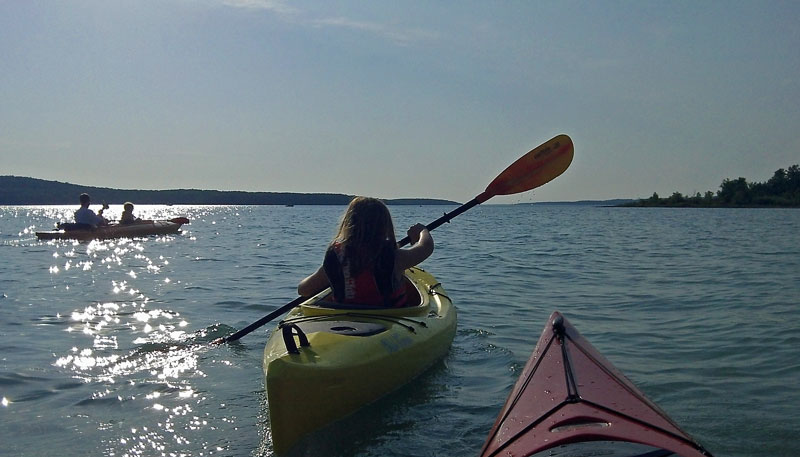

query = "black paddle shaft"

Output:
[[218, 295, 306, 343], [396, 197, 481, 247]]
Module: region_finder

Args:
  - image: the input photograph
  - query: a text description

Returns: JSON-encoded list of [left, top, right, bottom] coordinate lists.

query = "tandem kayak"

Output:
[[36, 218, 188, 241], [263, 266, 457, 454], [480, 311, 714, 457]]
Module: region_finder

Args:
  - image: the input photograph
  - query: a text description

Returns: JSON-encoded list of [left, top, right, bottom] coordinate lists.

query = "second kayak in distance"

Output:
[[36, 218, 189, 241]]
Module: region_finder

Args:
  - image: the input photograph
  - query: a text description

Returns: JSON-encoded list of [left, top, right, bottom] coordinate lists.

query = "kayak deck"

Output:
[[480, 311, 713, 457]]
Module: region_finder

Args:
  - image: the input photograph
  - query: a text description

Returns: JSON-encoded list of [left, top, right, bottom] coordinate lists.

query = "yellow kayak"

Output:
[[263, 266, 457, 454]]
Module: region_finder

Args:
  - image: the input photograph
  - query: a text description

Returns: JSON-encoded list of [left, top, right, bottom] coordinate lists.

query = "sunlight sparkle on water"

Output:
[[21, 207, 224, 456]]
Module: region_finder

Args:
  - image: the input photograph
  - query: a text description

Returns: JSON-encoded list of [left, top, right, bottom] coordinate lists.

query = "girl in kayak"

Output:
[[119, 202, 142, 224], [298, 197, 434, 307]]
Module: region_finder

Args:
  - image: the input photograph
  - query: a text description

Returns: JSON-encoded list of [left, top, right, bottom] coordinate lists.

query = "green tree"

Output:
[[625, 163, 800, 207], [667, 191, 686, 205], [788, 165, 800, 192], [717, 177, 750, 205], [767, 168, 788, 195]]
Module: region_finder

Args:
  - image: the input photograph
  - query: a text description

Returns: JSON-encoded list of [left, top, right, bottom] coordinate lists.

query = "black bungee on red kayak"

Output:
[[479, 311, 714, 457]]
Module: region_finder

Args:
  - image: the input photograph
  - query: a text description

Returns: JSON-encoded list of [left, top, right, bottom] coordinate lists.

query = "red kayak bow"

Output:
[[480, 311, 714, 457]]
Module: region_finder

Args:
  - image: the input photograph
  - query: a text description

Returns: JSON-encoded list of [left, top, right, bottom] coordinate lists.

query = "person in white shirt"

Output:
[[74, 193, 108, 227]]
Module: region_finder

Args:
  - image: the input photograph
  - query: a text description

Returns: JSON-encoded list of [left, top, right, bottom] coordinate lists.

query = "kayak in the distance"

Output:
[[35, 217, 189, 241], [263, 266, 457, 454], [480, 311, 714, 457]]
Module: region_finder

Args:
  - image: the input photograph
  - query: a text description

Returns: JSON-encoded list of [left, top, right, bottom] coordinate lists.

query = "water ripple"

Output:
[[1, 205, 798, 457]]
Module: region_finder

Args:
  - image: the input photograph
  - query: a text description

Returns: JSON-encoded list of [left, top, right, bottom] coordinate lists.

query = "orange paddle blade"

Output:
[[477, 134, 574, 203]]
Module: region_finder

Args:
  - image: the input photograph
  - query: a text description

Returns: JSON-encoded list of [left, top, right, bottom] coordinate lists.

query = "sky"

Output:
[[2, 0, 799, 203]]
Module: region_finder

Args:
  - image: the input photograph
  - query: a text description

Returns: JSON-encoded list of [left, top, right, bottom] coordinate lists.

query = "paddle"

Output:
[[102, 217, 189, 225], [214, 134, 574, 344]]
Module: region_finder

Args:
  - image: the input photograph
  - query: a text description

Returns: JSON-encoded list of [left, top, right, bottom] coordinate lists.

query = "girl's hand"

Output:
[[406, 223, 427, 243]]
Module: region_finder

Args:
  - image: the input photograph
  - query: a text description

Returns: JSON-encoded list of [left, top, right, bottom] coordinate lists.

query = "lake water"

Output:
[[1, 204, 798, 456]]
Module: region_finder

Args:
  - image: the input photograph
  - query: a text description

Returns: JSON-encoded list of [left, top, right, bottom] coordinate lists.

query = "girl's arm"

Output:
[[298, 265, 330, 296], [395, 223, 434, 270]]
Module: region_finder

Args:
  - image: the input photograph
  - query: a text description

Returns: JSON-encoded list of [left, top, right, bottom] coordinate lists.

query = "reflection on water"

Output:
[[24, 206, 231, 456]]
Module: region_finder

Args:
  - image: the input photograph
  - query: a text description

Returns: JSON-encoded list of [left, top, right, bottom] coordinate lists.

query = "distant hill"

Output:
[[518, 199, 635, 206], [0, 176, 459, 206]]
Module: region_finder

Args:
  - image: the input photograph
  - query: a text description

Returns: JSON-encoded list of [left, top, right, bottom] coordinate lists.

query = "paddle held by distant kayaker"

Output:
[[297, 196, 434, 307]]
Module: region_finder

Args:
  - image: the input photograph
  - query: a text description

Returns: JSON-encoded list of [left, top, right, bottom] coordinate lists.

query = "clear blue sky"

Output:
[[2, 1, 799, 203]]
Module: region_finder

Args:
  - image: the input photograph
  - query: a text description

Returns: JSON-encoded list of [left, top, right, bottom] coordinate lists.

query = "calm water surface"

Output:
[[1, 204, 798, 456]]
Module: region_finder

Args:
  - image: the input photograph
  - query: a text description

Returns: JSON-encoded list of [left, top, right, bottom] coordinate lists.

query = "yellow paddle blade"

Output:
[[478, 134, 574, 203]]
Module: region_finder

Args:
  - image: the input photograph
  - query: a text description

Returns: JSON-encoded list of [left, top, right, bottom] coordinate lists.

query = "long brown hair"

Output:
[[332, 196, 396, 274]]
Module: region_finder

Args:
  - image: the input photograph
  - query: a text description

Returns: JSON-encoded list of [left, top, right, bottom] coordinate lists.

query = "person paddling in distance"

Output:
[[74, 193, 108, 228], [298, 196, 434, 307]]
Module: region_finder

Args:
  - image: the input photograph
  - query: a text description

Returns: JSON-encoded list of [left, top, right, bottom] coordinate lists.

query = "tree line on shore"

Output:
[[624, 164, 800, 207]]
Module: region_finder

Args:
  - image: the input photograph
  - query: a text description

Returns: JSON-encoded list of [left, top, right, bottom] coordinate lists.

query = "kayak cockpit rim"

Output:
[[298, 267, 429, 317]]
